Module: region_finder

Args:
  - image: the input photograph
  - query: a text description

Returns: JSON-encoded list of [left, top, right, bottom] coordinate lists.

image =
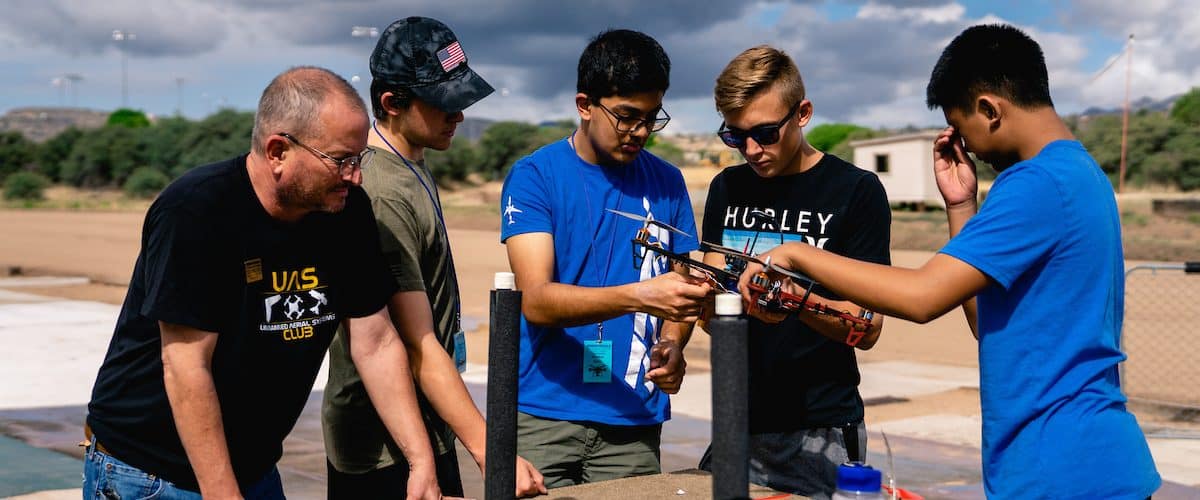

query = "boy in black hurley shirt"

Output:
[[697, 46, 891, 499]]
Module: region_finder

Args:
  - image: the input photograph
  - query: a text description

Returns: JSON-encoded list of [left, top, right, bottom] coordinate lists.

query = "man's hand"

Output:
[[933, 126, 978, 210], [515, 455, 548, 498], [634, 272, 712, 322], [646, 338, 686, 393], [405, 462, 441, 500]]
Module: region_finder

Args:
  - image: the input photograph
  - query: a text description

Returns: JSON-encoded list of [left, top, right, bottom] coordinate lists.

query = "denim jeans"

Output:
[[82, 441, 285, 499]]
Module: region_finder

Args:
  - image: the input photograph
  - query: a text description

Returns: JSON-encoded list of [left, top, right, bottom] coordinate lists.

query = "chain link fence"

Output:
[[1122, 262, 1200, 439], [1123, 262, 1200, 409]]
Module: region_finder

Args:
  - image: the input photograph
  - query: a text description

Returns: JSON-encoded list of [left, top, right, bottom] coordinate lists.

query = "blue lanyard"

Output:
[[569, 132, 631, 340], [372, 121, 462, 325], [569, 132, 626, 287]]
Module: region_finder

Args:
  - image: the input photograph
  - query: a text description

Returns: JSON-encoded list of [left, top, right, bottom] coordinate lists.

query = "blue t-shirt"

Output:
[[940, 140, 1160, 499], [499, 138, 699, 425]]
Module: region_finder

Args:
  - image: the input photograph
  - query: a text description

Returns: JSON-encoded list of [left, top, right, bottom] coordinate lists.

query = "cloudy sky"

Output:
[[2, 0, 1196, 134]]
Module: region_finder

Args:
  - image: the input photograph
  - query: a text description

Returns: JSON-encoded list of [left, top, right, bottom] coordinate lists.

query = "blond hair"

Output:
[[714, 45, 805, 115]]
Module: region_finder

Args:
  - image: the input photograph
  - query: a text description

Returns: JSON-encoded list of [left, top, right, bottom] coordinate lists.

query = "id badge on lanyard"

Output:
[[583, 322, 613, 383]]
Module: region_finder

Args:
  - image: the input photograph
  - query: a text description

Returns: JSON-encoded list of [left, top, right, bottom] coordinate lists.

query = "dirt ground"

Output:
[[0, 207, 983, 428], [0, 177, 1196, 428]]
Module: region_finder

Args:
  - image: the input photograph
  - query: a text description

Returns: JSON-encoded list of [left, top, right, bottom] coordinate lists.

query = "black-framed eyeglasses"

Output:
[[595, 102, 671, 134], [717, 102, 801, 148], [278, 132, 373, 176]]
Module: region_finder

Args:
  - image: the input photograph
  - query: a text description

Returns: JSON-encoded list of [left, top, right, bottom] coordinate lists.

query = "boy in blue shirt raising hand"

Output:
[[739, 24, 1160, 499]]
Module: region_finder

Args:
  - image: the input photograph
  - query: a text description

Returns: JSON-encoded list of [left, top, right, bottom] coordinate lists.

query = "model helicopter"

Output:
[[608, 208, 875, 346], [606, 209, 736, 290]]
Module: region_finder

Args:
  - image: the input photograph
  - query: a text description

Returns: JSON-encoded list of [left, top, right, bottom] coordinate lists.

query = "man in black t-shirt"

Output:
[[698, 46, 891, 499], [84, 67, 441, 499]]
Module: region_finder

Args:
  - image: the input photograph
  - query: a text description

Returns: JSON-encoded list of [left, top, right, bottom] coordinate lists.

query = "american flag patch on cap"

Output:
[[437, 41, 466, 72]]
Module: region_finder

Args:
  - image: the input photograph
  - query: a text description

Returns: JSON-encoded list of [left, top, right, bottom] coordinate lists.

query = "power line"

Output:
[[1088, 34, 1133, 85]]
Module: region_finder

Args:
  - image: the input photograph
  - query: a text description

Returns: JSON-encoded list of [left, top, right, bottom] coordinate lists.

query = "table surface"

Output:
[[543, 469, 803, 500]]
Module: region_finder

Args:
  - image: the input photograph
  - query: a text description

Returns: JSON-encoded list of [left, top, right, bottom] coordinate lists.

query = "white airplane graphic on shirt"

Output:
[[504, 196, 523, 225]]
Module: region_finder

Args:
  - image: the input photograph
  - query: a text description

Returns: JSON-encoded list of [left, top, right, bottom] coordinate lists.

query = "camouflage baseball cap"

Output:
[[370, 16, 494, 113]]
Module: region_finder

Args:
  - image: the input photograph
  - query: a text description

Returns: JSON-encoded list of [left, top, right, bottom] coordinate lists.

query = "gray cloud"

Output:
[[2, 1, 1194, 132], [1, 0, 229, 57], [233, 0, 792, 100]]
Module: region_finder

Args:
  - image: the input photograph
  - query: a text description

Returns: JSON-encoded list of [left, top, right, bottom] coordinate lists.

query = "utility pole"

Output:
[[1118, 34, 1134, 195]]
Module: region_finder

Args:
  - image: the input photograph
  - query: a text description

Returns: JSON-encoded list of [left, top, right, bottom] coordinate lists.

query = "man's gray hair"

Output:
[[251, 66, 366, 153]]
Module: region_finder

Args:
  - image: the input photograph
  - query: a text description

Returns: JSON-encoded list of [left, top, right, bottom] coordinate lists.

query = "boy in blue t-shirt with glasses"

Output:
[[500, 29, 710, 488]]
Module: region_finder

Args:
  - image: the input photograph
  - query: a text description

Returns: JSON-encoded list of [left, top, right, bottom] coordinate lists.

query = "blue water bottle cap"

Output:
[[837, 462, 882, 492]]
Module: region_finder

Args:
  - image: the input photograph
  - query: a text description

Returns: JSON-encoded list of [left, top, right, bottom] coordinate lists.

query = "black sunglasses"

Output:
[[717, 102, 801, 148]]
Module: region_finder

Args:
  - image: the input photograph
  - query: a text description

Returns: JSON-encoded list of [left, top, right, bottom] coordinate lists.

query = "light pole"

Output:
[[112, 29, 136, 108], [51, 77, 65, 106], [65, 74, 83, 107], [350, 26, 378, 38], [350, 26, 378, 86], [175, 77, 185, 116]]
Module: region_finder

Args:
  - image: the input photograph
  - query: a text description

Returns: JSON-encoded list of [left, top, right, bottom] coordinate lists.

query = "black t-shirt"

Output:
[[701, 153, 891, 432], [86, 155, 396, 491]]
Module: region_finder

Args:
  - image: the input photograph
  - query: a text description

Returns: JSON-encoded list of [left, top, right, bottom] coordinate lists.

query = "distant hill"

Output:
[[1078, 94, 1181, 117], [0, 107, 496, 144], [458, 117, 494, 141], [0, 107, 109, 142]]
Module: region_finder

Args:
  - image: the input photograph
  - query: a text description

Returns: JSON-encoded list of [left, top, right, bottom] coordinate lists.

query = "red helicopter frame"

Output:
[[609, 209, 874, 346]]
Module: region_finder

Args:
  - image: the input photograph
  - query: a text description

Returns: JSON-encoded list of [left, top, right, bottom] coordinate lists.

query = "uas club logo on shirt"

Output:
[[258, 265, 338, 341]]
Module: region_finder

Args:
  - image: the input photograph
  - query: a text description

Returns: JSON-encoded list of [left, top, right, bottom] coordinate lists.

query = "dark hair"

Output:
[[369, 79, 413, 120], [577, 29, 670, 102], [926, 24, 1054, 113]]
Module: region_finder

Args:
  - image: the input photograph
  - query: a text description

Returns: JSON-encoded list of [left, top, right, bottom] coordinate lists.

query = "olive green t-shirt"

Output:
[[322, 146, 463, 473]]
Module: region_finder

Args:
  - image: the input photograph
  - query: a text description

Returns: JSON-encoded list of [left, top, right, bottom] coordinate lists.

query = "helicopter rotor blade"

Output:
[[605, 209, 692, 237]]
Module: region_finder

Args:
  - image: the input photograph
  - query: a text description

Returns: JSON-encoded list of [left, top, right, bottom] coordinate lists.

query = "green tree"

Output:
[[174, 109, 254, 177], [3, 171, 49, 200], [1169, 87, 1200, 126], [107, 108, 152, 128], [807, 123, 869, 152], [1147, 125, 1200, 190], [1075, 109, 1196, 189], [123, 167, 171, 198], [426, 137, 480, 182], [0, 131, 36, 181], [59, 126, 141, 187], [1176, 128, 1200, 190], [35, 127, 83, 181], [829, 128, 883, 161], [140, 116, 194, 175], [1074, 114, 1122, 178], [647, 137, 685, 166], [479, 121, 540, 179]]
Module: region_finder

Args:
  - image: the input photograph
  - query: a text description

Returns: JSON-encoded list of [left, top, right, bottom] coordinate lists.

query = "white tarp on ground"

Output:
[[0, 299, 117, 410]]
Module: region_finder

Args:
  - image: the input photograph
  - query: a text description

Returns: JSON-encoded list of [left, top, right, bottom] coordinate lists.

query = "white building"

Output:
[[850, 130, 943, 208]]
